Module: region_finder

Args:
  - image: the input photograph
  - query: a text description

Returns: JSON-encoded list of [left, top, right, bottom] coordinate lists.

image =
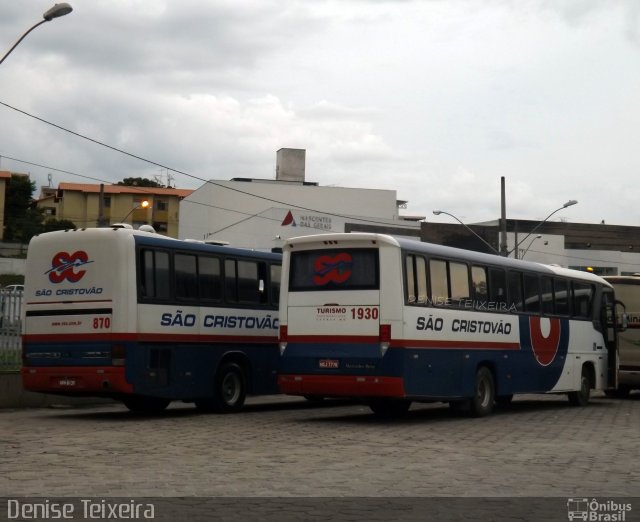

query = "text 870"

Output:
[[93, 317, 111, 329]]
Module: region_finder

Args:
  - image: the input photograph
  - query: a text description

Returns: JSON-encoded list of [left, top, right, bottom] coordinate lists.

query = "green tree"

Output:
[[117, 177, 163, 188], [3, 175, 43, 243], [42, 218, 76, 233]]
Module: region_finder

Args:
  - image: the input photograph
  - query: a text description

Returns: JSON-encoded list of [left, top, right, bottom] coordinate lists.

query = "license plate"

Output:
[[58, 378, 76, 386], [319, 359, 339, 369]]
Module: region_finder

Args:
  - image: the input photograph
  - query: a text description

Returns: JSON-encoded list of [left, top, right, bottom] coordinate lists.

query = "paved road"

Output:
[[1, 392, 639, 520]]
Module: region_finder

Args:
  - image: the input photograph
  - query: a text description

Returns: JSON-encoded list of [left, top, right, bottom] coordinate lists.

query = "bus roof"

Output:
[[31, 227, 282, 262], [285, 232, 610, 287]]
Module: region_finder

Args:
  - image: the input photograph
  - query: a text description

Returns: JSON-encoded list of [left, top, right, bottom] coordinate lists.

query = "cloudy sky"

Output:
[[1, 1, 639, 226]]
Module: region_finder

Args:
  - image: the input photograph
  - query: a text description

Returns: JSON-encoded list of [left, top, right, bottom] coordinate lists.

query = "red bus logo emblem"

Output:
[[313, 253, 353, 286], [529, 316, 561, 366], [46, 251, 93, 283]]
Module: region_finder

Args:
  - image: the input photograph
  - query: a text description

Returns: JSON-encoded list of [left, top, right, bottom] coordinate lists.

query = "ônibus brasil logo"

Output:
[[313, 253, 353, 286], [45, 251, 93, 283]]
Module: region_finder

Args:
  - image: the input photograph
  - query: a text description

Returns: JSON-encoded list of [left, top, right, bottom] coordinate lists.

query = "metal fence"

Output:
[[0, 290, 23, 371]]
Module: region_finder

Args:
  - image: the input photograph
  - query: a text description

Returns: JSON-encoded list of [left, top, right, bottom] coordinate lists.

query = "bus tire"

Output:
[[213, 362, 246, 413], [568, 367, 591, 407], [469, 366, 495, 417], [369, 398, 411, 418], [123, 395, 171, 414]]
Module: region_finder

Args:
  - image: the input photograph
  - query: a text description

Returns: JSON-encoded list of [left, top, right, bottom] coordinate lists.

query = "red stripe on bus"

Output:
[[278, 374, 405, 398], [284, 335, 519, 351], [22, 333, 278, 344], [286, 335, 379, 344], [26, 299, 113, 305], [393, 339, 521, 350], [21, 366, 133, 394]]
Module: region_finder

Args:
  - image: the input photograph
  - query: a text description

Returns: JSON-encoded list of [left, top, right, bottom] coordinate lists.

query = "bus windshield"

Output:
[[289, 248, 379, 291]]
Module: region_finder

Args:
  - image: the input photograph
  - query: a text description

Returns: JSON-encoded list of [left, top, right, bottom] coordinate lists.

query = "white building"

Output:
[[179, 149, 422, 250]]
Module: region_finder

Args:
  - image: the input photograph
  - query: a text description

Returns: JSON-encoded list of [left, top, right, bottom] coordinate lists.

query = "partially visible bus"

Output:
[[278, 233, 620, 417], [603, 276, 640, 397], [22, 227, 282, 413]]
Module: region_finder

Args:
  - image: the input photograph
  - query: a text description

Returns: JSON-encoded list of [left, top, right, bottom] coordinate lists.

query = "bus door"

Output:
[[285, 247, 381, 365]]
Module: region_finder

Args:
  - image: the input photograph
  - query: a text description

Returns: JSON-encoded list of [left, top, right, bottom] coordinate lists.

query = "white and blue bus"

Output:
[[278, 233, 620, 416], [22, 227, 281, 413]]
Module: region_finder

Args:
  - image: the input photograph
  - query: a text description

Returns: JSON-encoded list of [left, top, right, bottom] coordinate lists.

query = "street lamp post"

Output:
[[511, 200, 577, 259], [432, 210, 499, 255], [121, 200, 150, 223], [520, 234, 542, 259], [0, 3, 73, 66]]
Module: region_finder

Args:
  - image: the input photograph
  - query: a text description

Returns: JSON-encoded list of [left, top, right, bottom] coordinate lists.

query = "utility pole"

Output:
[[499, 176, 508, 256]]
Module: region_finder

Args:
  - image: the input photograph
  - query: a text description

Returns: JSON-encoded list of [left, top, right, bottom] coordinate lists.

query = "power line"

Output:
[[0, 100, 418, 229]]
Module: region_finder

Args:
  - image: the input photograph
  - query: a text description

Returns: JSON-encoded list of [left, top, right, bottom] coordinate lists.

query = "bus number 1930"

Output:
[[350, 307, 379, 320]]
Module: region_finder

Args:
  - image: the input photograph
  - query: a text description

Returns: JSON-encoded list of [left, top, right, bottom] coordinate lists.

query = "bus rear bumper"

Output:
[[278, 374, 405, 398], [21, 366, 133, 395]]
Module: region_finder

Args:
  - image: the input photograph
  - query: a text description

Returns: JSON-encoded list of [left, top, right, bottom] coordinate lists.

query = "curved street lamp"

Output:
[[520, 234, 542, 259], [511, 199, 577, 258], [0, 3, 73, 66], [121, 200, 150, 222], [432, 210, 499, 255]]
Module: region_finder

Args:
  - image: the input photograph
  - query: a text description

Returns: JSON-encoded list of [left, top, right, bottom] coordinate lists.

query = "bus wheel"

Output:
[[214, 362, 246, 413], [123, 395, 171, 414], [469, 367, 495, 417], [369, 399, 411, 418], [568, 367, 591, 407]]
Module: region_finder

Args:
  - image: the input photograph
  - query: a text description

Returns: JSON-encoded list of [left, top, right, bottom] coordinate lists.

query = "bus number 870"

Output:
[[93, 317, 111, 329]]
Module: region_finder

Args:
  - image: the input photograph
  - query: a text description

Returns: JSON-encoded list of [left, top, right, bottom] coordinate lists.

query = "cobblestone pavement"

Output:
[[1, 391, 639, 502]]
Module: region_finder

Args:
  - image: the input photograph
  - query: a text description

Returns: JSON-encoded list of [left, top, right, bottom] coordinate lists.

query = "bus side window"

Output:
[[199, 256, 222, 301], [572, 282, 594, 319], [270, 264, 281, 306], [450, 262, 470, 306], [554, 278, 570, 315], [405, 255, 428, 305], [430, 259, 449, 306], [156, 251, 170, 300], [405, 255, 416, 304], [416, 256, 428, 304], [488, 268, 507, 310], [238, 260, 260, 303], [175, 253, 198, 300], [523, 273, 540, 313], [508, 271, 524, 312], [471, 266, 488, 308], [140, 249, 170, 300], [540, 276, 554, 315], [141, 249, 155, 298], [225, 259, 238, 303]]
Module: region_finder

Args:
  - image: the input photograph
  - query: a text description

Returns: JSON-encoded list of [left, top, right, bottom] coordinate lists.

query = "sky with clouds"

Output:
[[1, 0, 639, 226]]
